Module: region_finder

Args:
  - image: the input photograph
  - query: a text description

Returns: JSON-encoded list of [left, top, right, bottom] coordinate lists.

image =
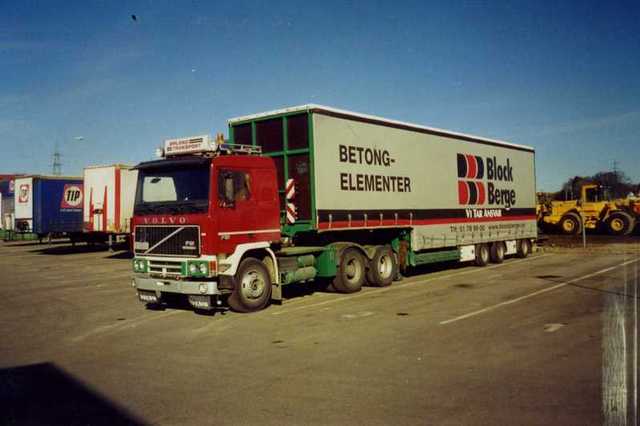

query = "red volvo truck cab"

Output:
[[132, 135, 281, 312], [132, 105, 537, 313]]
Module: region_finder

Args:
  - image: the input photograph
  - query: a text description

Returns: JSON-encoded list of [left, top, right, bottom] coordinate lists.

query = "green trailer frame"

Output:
[[229, 108, 317, 237]]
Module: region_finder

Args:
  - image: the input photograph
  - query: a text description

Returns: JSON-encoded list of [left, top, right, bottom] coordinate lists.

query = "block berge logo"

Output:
[[457, 154, 485, 205]]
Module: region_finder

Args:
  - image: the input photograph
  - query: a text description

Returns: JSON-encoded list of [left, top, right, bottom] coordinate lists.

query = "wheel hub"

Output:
[[345, 259, 362, 282], [241, 270, 265, 299], [611, 218, 623, 231], [378, 255, 393, 278]]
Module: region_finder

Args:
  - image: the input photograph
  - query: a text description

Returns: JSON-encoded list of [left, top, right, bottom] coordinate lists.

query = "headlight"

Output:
[[133, 259, 147, 273], [189, 263, 198, 274], [198, 263, 208, 275]]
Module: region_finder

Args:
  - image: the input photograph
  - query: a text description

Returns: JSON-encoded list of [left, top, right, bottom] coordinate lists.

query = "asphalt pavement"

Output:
[[1, 239, 639, 425]]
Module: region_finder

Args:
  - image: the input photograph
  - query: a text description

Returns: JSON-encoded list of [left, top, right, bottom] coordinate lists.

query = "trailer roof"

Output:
[[228, 104, 534, 152], [16, 175, 82, 180], [84, 164, 134, 170]]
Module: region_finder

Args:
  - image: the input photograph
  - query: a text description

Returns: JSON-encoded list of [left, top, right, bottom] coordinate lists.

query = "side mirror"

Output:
[[224, 176, 235, 207], [220, 174, 235, 208]]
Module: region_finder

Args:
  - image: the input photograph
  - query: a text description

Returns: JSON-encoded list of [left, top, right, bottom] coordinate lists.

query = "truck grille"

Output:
[[134, 225, 200, 257], [148, 259, 183, 277]]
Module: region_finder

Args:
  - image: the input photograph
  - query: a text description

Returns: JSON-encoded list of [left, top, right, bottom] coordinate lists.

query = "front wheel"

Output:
[[559, 213, 581, 235], [228, 258, 272, 313]]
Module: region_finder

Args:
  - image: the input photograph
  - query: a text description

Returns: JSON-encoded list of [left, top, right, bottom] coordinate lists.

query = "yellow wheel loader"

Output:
[[537, 184, 637, 235]]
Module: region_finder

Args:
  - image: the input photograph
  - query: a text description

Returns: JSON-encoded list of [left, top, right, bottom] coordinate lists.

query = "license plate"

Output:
[[188, 295, 212, 309], [134, 241, 149, 250], [138, 291, 158, 303]]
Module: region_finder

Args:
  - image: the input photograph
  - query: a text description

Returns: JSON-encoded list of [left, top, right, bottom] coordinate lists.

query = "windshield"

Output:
[[135, 163, 210, 215]]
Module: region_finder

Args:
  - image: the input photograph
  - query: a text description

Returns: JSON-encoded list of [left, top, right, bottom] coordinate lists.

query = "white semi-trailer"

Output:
[[131, 105, 536, 312], [83, 164, 138, 249]]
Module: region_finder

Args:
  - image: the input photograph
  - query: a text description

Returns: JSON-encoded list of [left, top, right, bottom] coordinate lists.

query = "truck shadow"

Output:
[[3, 240, 67, 247], [29, 244, 131, 256], [0, 362, 147, 425], [405, 260, 467, 277], [106, 250, 134, 260]]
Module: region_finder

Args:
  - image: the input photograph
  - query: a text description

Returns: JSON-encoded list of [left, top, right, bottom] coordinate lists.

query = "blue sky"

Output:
[[1, 0, 638, 191]]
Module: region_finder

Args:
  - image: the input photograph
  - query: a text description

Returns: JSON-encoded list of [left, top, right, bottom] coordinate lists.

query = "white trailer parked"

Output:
[[83, 164, 138, 249]]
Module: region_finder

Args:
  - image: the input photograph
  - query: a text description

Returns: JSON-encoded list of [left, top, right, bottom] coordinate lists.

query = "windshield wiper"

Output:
[[175, 201, 208, 213]]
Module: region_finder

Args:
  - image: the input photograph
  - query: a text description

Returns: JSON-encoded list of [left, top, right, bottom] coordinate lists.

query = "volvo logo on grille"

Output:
[[143, 216, 187, 225]]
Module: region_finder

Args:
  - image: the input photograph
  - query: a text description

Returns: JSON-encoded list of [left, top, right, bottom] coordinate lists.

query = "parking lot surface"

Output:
[[1, 238, 639, 425]]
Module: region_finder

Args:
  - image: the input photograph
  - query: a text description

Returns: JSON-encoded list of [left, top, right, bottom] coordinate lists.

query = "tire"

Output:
[[490, 242, 505, 264], [474, 244, 490, 267], [227, 258, 272, 313], [332, 248, 366, 293], [516, 239, 531, 258], [366, 246, 398, 287], [559, 213, 581, 235], [606, 211, 635, 236]]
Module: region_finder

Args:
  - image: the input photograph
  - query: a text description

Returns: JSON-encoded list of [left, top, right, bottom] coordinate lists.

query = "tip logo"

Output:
[[61, 184, 83, 209], [18, 184, 30, 203], [457, 153, 485, 205]]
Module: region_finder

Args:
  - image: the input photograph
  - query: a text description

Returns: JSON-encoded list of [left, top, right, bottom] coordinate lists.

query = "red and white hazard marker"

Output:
[[285, 178, 295, 200], [286, 202, 297, 224]]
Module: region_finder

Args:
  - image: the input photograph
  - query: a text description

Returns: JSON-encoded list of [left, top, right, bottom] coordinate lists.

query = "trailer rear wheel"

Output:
[[516, 239, 531, 258], [228, 258, 272, 313], [490, 242, 505, 264], [333, 248, 366, 293], [606, 211, 634, 236], [366, 246, 397, 287], [474, 244, 490, 267], [559, 213, 581, 235]]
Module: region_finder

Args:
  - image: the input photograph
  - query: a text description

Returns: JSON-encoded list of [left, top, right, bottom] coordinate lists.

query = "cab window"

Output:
[[218, 170, 251, 207]]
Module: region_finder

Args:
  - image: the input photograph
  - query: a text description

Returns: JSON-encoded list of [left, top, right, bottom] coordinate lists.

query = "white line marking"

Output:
[[440, 258, 640, 325], [543, 323, 565, 333], [341, 311, 374, 320], [272, 254, 550, 316]]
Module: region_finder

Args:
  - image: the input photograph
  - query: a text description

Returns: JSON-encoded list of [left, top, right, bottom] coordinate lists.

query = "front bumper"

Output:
[[133, 275, 222, 296]]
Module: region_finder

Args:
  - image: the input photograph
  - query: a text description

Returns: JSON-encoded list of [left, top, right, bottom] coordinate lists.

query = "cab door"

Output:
[[214, 167, 258, 253]]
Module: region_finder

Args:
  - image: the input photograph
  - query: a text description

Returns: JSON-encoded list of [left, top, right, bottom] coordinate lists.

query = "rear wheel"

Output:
[[606, 211, 634, 236], [333, 248, 366, 293], [228, 258, 272, 313], [516, 239, 531, 258], [474, 244, 490, 267], [559, 213, 581, 235], [490, 242, 505, 264], [366, 246, 397, 287]]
